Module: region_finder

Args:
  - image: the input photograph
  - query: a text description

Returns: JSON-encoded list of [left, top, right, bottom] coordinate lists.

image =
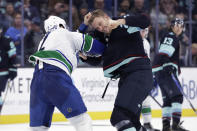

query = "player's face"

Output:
[[172, 24, 184, 36], [91, 16, 110, 33], [140, 28, 149, 39]]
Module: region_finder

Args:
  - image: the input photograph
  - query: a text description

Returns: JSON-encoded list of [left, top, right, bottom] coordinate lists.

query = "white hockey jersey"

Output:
[[29, 28, 105, 75]]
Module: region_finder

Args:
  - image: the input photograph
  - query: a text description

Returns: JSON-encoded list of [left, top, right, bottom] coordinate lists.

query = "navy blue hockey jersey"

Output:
[[0, 36, 17, 76], [152, 31, 180, 75]]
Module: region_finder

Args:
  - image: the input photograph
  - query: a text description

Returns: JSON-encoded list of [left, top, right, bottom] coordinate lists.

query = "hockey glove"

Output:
[[163, 65, 176, 74], [8, 68, 17, 80]]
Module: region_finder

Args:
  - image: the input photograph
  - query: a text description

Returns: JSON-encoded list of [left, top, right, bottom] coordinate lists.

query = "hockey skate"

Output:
[[144, 123, 160, 131], [139, 126, 148, 131], [171, 121, 189, 131], [162, 123, 171, 131]]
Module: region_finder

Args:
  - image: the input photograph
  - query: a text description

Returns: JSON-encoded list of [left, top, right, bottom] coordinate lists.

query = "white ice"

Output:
[[0, 117, 197, 131]]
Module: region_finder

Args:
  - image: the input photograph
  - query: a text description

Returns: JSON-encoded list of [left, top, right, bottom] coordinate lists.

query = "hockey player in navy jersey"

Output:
[[152, 18, 189, 131], [28, 16, 105, 131], [0, 25, 17, 112], [79, 9, 153, 131]]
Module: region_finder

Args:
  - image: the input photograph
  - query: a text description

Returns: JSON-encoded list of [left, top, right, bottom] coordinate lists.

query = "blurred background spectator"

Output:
[[24, 17, 43, 66], [4, 12, 28, 65]]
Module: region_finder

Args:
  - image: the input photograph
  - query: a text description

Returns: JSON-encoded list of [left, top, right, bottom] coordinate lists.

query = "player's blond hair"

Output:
[[88, 9, 108, 24]]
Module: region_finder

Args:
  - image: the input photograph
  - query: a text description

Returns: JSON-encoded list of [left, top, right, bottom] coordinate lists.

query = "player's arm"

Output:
[[72, 32, 106, 55], [125, 13, 150, 29], [153, 35, 177, 73], [78, 12, 91, 33], [73, 32, 105, 66], [6, 38, 17, 80]]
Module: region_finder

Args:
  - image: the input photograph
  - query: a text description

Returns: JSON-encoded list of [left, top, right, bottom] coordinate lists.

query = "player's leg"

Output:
[[142, 96, 152, 125], [30, 126, 49, 131], [142, 96, 160, 131], [68, 112, 92, 131], [110, 106, 141, 131], [30, 67, 55, 129], [43, 64, 92, 131], [157, 72, 173, 131], [0, 75, 9, 112], [169, 75, 188, 131], [111, 69, 153, 131]]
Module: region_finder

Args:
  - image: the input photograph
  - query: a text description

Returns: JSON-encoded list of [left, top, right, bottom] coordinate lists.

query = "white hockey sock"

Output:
[[142, 96, 152, 124], [30, 126, 49, 131], [68, 112, 92, 131]]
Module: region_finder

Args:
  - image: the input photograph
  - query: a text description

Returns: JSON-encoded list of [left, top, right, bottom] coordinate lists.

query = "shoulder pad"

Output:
[[169, 32, 175, 36]]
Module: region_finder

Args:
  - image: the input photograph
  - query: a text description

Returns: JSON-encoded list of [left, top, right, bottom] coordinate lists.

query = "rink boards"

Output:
[[0, 67, 197, 124]]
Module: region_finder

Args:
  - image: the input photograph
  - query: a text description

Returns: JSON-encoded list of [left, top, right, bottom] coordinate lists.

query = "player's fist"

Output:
[[84, 12, 92, 25]]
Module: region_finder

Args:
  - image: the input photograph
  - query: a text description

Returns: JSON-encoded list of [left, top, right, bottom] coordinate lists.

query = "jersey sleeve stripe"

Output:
[[7, 48, 16, 58], [159, 44, 175, 57], [81, 33, 85, 51], [82, 34, 93, 52]]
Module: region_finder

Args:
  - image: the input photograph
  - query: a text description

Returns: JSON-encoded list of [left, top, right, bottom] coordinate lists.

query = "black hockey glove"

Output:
[[163, 65, 176, 74], [8, 68, 17, 80]]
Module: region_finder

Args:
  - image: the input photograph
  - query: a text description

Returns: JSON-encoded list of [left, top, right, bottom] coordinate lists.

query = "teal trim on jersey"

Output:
[[159, 44, 175, 57], [104, 57, 141, 78], [172, 102, 182, 113], [9, 68, 17, 72], [152, 62, 178, 76], [0, 71, 9, 76], [120, 25, 141, 34], [123, 127, 136, 131], [163, 63, 178, 76], [83, 34, 93, 52], [152, 66, 163, 73], [162, 107, 172, 117], [8, 48, 16, 58], [29, 50, 73, 73]]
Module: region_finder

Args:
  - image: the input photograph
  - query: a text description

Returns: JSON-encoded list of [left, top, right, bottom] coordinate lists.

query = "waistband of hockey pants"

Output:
[[34, 61, 65, 73]]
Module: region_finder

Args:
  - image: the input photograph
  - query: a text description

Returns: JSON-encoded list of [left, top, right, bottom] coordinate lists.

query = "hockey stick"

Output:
[[102, 79, 111, 98], [0, 80, 10, 115], [149, 94, 162, 108], [171, 73, 197, 115], [102, 78, 117, 98]]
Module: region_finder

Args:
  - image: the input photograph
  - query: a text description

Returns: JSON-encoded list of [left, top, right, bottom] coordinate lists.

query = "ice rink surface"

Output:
[[0, 117, 196, 131]]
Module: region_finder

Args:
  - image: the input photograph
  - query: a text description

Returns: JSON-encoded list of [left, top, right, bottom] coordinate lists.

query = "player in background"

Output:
[[152, 18, 189, 131], [140, 28, 160, 131], [0, 25, 17, 112], [28, 16, 105, 131], [79, 10, 153, 131]]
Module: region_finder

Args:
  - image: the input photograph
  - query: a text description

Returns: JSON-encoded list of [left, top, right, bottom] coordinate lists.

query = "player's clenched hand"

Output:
[[84, 12, 92, 25], [78, 52, 87, 60]]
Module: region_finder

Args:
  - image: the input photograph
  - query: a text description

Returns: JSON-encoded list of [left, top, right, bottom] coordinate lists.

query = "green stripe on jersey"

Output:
[[29, 50, 72, 73], [83, 34, 93, 52]]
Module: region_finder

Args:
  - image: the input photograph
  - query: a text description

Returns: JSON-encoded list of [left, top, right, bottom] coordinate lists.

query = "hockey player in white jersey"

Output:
[[140, 28, 159, 131], [29, 16, 105, 131]]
